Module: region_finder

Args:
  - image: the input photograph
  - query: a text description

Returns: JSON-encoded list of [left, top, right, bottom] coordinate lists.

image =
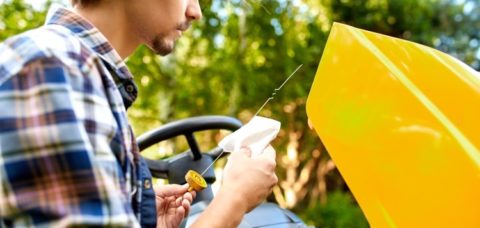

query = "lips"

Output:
[[174, 22, 191, 39], [177, 22, 191, 32]]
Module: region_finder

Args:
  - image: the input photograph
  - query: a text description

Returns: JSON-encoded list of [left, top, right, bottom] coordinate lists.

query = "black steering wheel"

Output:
[[136, 115, 242, 201]]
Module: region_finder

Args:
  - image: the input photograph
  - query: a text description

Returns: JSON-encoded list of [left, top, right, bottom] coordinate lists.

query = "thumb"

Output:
[[155, 184, 188, 197]]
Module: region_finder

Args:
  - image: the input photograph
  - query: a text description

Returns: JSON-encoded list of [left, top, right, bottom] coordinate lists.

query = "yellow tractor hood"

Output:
[[306, 23, 480, 227]]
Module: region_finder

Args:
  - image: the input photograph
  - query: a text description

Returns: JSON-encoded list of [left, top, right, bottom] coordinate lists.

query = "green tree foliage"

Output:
[[0, 0, 48, 40], [303, 191, 369, 228], [2, 0, 479, 226]]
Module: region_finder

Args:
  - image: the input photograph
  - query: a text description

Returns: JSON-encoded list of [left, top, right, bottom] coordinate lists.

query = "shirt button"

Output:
[[144, 179, 152, 189], [126, 84, 135, 93]]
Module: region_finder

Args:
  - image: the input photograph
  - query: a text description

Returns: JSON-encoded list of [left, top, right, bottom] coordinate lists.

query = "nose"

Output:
[[186, 0, 203, 21]]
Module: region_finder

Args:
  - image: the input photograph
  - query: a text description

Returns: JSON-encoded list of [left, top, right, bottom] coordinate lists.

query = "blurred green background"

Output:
[[2, 0, 479, 227]]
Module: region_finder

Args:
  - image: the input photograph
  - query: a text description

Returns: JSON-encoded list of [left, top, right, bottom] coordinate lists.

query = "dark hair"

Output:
[[71, 0, 100, 7]]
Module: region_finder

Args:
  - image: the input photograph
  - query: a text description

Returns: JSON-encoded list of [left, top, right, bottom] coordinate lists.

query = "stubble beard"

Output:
[[151, 35, 174, 56], [149, 22, 189, 56]]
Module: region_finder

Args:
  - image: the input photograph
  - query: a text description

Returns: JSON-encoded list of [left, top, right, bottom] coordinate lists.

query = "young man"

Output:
[[0, 0, 278, 227]]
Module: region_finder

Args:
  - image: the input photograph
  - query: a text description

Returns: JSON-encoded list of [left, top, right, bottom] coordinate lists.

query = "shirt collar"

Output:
[[44, 5, 134, 80]]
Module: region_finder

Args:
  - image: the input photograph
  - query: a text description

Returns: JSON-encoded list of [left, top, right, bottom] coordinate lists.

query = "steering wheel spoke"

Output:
[[185, 132, 202, 160], [136, 116, 242, 182]]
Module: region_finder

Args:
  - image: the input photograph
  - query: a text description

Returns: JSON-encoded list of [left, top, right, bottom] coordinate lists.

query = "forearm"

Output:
[[191, 186, 247, 228]]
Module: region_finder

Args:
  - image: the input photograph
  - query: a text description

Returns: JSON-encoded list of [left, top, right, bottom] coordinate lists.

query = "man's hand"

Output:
[[190, 146, 278, 228], [223, 146, 278, 212], [155, 184, 196, 228]]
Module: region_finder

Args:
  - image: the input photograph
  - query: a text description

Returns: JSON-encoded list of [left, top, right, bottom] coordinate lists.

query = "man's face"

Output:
[[126, 0, 202, 56]]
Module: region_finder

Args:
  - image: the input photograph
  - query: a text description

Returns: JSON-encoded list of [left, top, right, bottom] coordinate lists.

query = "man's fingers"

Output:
[[155, 184, 188, 197], [239, 147, 252, 157], [175, 196, 183, 207], [183, 192, 194, 203], [259, 145, 276, 160], [176, 205, 186, 219], [182, 198, 191, 218], [271, 173, 278, 189], [184, 206, 191, 218]]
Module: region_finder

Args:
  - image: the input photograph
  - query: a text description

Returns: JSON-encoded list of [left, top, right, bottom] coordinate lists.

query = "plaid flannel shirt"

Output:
[[0, 5, 142, 227]]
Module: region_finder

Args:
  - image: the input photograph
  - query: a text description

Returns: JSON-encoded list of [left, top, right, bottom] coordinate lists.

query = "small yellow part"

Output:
[[185, 170, 207, 192], [306, 23, 480, 227]]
